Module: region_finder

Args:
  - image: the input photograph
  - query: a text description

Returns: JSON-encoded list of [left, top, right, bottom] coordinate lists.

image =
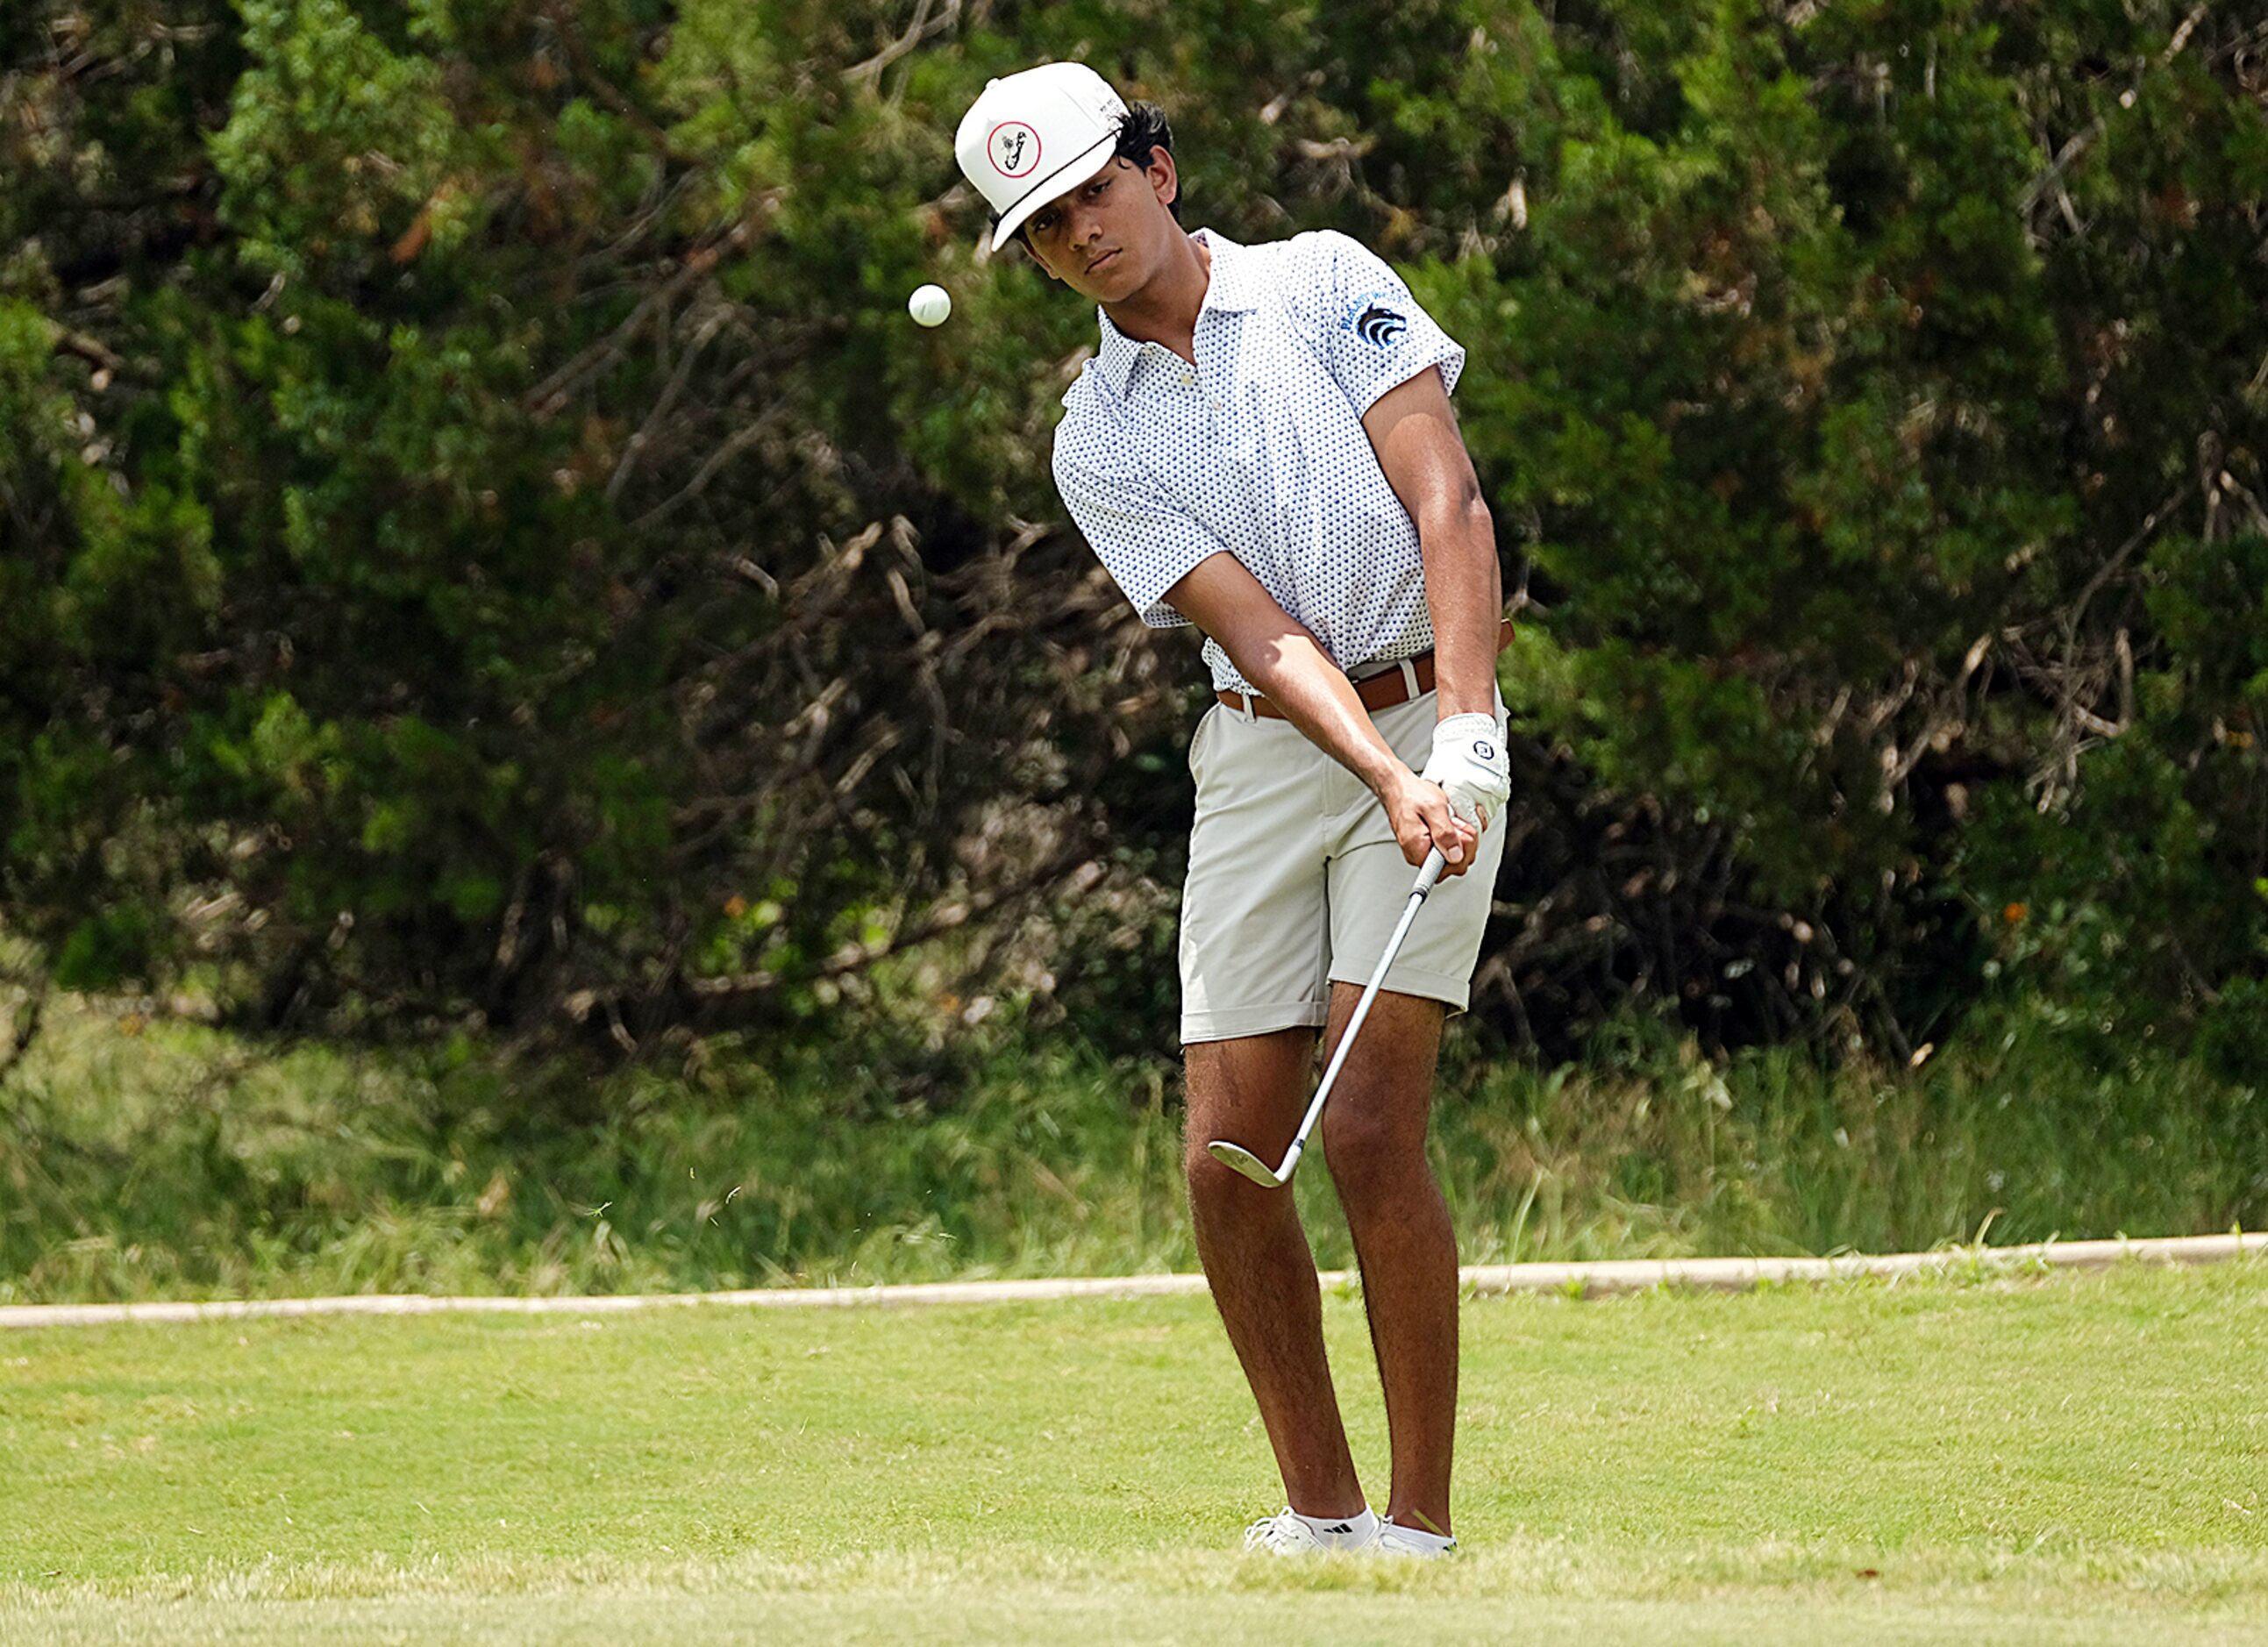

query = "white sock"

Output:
[[1382, 1516, 1455, 1551], [1291, 1506, 1379, 1548]]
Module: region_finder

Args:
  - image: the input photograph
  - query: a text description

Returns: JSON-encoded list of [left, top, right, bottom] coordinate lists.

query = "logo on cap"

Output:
[[988, 121, 1041, 178]]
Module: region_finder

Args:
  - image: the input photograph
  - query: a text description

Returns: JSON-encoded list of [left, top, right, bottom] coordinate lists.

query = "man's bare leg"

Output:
[[1316, 988, 1457, 1536], [1184, 1029, 1366, 1519]]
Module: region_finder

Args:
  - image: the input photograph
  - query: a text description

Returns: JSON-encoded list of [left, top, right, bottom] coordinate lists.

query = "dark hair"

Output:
[[1113, 103, 1179, 221], [1009, 100, 1179, 245]]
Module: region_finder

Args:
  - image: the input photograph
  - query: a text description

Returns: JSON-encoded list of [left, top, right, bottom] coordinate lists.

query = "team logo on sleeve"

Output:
[[1341, 290, 1409, 350]]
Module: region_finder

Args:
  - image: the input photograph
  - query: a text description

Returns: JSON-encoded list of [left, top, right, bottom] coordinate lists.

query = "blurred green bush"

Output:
[[0, 0, 2261, 1085]]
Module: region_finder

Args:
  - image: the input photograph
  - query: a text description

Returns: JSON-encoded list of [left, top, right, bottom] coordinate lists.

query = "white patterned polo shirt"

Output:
[[1051, 227, 1467, 696]]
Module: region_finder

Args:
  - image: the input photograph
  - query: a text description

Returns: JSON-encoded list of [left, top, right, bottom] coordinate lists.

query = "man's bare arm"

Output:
[[1162, 552, 1476, 872], [1359, 369, 1502, 721]]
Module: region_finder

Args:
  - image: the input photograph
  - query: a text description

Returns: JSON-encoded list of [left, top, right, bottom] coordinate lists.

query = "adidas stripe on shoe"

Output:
[[1241, 1506, 1380, 1554]]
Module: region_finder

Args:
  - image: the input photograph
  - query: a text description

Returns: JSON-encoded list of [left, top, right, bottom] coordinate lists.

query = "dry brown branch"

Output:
[[603, 307, 730, 506], [843, 0, 963, 89], [2063, 481, 2193, 645], [2020, 122, 2101, 243], [627, 420, 774, 531], [524, 217, 762, 417], [48, 324, 125, 374]]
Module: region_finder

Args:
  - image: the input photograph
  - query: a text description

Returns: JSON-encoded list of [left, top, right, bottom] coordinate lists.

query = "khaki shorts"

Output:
[[1179, 687, 1508, 1045]]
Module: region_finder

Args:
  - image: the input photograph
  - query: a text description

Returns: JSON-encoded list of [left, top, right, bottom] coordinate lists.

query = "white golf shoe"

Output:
[[1374, 1515, 1458, 1558], [1241, 1506, 1380, 1554]]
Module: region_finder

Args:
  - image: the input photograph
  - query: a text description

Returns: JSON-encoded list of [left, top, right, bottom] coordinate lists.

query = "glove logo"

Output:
[[1474, 741, 1494, 760]]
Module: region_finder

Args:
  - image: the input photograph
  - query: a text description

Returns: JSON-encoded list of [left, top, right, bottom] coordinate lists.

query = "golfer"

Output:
[[956, 63, 1511, 1558]]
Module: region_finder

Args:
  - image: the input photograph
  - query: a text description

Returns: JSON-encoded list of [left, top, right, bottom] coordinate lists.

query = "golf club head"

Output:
[[1207, 1138, 1287, 1188]]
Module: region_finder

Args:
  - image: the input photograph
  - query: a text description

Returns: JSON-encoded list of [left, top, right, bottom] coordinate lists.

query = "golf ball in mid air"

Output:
[[907, 283, 952, 327]]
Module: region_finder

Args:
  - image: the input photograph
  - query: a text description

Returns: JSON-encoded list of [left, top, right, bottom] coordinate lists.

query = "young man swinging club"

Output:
[[955, 63, 1512, 1558]]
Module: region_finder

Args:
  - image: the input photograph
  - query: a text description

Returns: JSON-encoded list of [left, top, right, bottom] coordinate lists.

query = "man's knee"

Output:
[[1318, 1094, 1427, 1203], [1184, 1127, 1290, 1227], [1180, 1031, 1311, 1213], [1182, 1127, 1227, 1194]]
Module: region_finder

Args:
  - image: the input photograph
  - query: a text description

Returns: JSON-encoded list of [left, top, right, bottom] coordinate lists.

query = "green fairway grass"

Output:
[[4, 1262, 2267, 1643]]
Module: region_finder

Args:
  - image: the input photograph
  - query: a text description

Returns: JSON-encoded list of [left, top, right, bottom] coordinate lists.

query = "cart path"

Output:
[[4, 1231, 2261, 1329]]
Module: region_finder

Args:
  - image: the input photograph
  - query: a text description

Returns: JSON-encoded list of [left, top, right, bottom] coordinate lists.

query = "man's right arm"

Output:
[[1163, 553, 1478, 875]]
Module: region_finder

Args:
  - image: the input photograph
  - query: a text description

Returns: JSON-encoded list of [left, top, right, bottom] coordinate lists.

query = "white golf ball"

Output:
[[907, 283, 952, 327]]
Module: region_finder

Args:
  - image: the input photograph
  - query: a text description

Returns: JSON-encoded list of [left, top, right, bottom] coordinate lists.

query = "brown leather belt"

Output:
[[1215, 617, 1516, 721]]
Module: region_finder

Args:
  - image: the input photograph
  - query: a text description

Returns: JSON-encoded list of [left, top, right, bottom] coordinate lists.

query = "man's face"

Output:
[[1019, 150, 1181, 303]]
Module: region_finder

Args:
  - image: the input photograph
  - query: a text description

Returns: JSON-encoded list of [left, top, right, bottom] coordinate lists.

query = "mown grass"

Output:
[[4, 1263, 2267, 1643], [1, 993, 2263, 1302]]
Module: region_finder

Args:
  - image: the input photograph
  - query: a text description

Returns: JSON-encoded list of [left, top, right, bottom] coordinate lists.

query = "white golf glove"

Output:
[[1420, 711, 1511, 832]]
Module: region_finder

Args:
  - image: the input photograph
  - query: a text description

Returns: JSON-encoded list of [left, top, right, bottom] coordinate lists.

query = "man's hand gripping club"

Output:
[[1368, 711, 1509, 874], [1374, 760, 1480, 876]]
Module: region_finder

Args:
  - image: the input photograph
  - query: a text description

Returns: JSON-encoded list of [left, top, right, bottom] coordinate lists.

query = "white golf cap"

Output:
[[955, 61, 1130, 244]]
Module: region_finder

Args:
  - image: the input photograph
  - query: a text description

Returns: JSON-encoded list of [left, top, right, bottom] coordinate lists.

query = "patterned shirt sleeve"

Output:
[[1293, 230, 1466, 416], [1052, 415, 1226, 631]]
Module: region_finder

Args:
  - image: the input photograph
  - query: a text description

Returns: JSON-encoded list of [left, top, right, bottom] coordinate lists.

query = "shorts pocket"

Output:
[[1187, 704, 1221, 781]]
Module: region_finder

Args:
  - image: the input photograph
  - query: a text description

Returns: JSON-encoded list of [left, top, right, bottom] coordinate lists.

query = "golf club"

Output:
[[1206, 845, 1449, 1189]]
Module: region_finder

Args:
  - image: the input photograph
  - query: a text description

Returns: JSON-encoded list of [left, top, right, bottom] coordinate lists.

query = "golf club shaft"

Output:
[[1273, 846, 1447, 1180]]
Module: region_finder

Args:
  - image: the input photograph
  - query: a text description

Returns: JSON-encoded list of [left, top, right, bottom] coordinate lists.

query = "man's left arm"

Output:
[[1360, 369, 1501, 719], [1361, 370, 1510, 830]]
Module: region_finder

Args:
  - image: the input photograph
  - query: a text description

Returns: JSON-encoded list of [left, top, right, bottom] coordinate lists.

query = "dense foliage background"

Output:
[[3, 0, 2264, 1096]]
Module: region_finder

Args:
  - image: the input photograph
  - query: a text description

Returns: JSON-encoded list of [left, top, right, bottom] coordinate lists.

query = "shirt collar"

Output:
[[1093, 228, 1255, 399]]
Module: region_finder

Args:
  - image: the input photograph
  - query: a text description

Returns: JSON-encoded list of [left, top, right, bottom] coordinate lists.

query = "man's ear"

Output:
[[1144, 147, 1180, 212]]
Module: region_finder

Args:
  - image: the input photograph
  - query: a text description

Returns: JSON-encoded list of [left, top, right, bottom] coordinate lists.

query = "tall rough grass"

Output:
[[1, 995, 2260, 1303]]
